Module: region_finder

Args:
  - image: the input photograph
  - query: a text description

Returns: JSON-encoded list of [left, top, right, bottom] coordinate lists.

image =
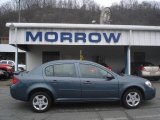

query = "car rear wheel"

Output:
[[30, 92, 52, 113], [122, 89, 142, 109], [4, 71, 10, 79]]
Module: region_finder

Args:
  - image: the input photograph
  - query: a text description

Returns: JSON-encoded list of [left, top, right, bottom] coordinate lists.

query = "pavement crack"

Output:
[[96, 111, 103, 120], [124, 111, 134, 120]]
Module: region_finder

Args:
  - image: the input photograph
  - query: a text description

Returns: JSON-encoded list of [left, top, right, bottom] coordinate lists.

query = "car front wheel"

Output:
[[122, 89, 142, 109], [30, 92, 51, 112]]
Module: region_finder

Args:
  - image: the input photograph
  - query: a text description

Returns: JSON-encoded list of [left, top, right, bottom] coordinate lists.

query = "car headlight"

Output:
[[145, 81, 152, 88]]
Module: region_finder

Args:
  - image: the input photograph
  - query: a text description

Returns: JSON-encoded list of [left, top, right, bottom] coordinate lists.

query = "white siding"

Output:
[[10, 28, 129, 46], [7, 23, 160, 46], [26, 46, 42, 70], [131, 31, 160, 46]]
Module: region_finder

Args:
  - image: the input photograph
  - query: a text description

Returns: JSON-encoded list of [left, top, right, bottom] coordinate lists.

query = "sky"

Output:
[[0, 0, 160, 7], [95, 0, 160, 7]]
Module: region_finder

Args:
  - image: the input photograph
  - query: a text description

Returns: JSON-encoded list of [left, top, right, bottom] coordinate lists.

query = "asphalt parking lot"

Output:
[[1, 79, 160, 120]]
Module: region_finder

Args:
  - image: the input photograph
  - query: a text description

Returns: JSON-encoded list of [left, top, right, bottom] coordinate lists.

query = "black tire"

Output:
[[30, 92, 52, 113], [122, 89, 142, 109], [4, 72, 10, 79]]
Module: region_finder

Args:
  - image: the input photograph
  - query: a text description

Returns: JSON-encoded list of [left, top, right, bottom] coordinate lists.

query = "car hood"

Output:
[[120, 74, 147, 82]]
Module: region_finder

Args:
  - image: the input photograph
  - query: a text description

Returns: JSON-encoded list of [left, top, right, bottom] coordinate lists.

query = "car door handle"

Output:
[[52, 80, 57, 83], [84, 81, 91, 84]]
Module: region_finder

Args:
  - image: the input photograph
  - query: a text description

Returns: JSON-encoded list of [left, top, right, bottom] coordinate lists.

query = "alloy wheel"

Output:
[[32, 95, 48, 111], [126, 92, 140, 107]]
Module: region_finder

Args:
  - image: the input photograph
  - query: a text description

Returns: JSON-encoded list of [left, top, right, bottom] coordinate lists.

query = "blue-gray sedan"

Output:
[[10, 60, 156, 112]]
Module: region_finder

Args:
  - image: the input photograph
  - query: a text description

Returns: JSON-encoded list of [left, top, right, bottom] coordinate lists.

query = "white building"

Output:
[[6, 23, 160, 74], [0, 44, 25, 64]]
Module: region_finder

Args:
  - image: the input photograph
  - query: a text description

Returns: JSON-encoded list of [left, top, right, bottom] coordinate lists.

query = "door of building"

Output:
[[134, 52, 145, 62]]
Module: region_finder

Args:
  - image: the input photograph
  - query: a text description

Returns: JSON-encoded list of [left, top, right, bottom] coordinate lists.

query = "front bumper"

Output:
[[144, 87, 156, 100]]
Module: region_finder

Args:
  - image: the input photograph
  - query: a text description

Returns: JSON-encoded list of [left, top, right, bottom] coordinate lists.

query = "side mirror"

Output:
[[106, 76, 114, 80], [104, 73, 114, 80]]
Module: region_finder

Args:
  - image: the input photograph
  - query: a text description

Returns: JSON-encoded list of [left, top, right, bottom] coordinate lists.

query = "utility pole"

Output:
[[15, 0, 21, 71], [18, 0, 21, 22]]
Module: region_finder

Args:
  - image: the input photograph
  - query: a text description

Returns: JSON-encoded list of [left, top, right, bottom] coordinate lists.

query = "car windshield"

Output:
[[132, 62, 154, 66], [140, 62, 153, 66]]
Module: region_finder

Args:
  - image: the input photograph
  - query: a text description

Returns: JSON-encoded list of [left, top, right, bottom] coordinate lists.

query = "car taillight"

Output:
[[12, 77, 19, 85], [138, 66, 145, 71], [6, 66, 12, 70], [106, 66, 112, 71]]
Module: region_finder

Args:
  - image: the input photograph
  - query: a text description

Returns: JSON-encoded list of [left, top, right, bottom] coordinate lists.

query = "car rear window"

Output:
[[0, 61, 7, 64], [144, 63, 154, 66], [139, 63, 154, 66], [132, 62, 154, 67]]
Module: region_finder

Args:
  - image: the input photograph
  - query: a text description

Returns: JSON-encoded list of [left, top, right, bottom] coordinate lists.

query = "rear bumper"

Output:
[[141, 71, 160, 78], [10, 83, 28, 101]]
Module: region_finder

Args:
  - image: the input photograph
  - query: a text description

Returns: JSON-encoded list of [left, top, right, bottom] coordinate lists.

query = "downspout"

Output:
[[14, 27, 18, 71], [127, 30, 132, 75]]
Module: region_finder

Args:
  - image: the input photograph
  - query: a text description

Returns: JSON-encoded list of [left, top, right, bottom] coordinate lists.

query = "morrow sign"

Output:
[[26, 31, 121, 43]]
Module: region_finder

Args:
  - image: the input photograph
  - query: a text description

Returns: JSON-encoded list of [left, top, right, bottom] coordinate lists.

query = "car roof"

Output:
[[45, 60, 97, 65], [131, 61, 154, 66], [29, 60, 100, 75], [0, 60, 14, 62]]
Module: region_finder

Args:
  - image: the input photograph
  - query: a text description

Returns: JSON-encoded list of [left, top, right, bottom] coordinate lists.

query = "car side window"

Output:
[[8, 61, 13, 65], [45, 66, 54, 76], [79, 64, 112, 78], [1, 61, 7, 64], [54, 64, 76, 77], [99, 68, 113, 78]]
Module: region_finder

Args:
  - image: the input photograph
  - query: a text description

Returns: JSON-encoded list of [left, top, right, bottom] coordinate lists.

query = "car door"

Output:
[[79, 63, 119, 100], [44, 65, 59, 95], [44, 63, 81, 100]]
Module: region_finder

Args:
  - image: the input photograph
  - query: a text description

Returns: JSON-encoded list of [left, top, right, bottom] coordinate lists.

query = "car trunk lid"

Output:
[[144, 66, 160, 72]]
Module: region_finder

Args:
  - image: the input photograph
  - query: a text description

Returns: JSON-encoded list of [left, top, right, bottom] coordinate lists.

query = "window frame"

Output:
[[45, 63, 78, 78], [79, 63, 114, 79], [45, 65, 54, 77]]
